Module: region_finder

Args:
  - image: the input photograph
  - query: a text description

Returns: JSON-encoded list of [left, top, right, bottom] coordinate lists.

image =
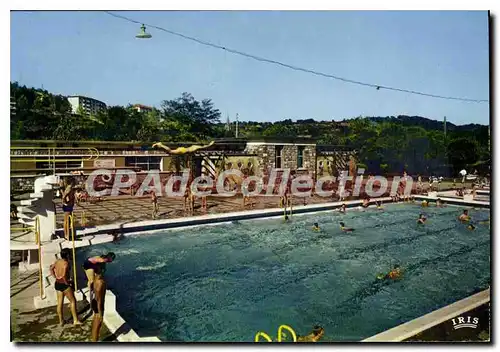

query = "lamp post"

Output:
[[235, 113, 239, 138], [136, 24, 152, 39]]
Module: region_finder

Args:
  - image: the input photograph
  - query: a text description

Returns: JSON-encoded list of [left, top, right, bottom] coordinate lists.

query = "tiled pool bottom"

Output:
[[76, 203, 490, 342]]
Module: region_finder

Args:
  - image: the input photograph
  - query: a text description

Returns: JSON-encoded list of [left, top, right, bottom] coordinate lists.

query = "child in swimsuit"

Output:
[[151, 191, 159, 219], [50, 248, 82, 326]]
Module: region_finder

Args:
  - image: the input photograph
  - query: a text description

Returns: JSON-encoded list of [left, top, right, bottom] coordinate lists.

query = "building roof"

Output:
[[67, 95, 106, 104], [216, 137, 317, 144]]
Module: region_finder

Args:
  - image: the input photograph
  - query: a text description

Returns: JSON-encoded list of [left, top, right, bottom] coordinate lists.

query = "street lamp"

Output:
[[136, 24, 152, 39]]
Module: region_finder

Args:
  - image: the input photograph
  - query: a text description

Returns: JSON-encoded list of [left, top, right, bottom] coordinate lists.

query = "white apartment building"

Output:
[[67, 95, 107, 116]]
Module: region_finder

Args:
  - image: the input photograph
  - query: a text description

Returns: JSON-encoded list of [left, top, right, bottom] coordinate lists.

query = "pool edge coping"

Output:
[[362, 288, 490, 342], [61, 195, 489, 240]]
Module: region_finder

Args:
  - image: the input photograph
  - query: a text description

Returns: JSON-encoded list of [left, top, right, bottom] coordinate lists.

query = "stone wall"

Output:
[[244, 144, 316, 177], [244, 144, 276, 177]]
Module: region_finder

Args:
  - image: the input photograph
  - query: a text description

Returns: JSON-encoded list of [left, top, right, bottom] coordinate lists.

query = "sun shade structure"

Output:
[[136, 24, 152, 39]]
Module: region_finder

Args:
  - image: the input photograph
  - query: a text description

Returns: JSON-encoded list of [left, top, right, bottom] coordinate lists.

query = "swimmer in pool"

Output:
[[436, 198, 443, 207], [376, 201, 383, 210], [297, 326, 325, 342], [339, 222, 354, 232], [339, 203, 346, 213], [284, 215, 289, 222], [417, 213, 427, 224], [387, 265, 402, 279], [362, 198, 370, 208], [312, 222, 320, 231], [421, 200, 429, 207], [377, 265, 402, 280], [467, 224, 476, 231], [459, 209, 471, 222]]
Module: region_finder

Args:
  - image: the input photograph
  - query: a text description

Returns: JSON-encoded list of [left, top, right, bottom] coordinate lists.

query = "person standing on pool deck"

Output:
[[151, 191, 159, 219], [91, 264, 107, 342], [83, 252, 115, 302], [50, 248, 82, 326], [184, 184, 192, 213], [417, 175, 423, 194], [61, 178, 76, 240]]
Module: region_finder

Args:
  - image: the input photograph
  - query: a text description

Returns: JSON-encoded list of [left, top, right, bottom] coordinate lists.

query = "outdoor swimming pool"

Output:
[[77, 203, 490, 342]]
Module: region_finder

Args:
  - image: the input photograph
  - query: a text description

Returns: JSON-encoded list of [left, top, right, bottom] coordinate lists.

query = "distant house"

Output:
[[132, 104, 153, 113]]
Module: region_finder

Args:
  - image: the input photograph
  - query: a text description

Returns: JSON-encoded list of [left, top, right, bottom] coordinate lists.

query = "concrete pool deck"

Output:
[[10, 266, 115, 342]]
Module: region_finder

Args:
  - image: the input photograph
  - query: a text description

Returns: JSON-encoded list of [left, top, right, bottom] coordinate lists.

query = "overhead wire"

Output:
[[104, 11, 489, 104]]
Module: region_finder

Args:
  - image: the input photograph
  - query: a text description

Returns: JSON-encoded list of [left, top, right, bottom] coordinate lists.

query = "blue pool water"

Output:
[[77, 203, 490, 342]]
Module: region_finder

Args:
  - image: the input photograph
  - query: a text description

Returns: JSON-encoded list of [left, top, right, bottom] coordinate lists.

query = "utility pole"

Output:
[[488, 124, 491, 153], [235, 113, 239, 138], [225, 113, 231, 132], [443, 116, 447, 140], [443, 116, 447, 174]]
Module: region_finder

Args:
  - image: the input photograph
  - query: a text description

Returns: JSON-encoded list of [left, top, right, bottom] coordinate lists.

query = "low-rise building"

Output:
[[10, 138, 356, 192], [132, 104, 153, 113]]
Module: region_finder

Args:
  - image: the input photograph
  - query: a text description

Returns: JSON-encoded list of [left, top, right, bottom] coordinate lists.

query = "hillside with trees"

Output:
[[10, 82, 490, 176]]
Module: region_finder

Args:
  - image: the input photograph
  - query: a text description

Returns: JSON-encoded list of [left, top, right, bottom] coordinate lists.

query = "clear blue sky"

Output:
[[11, 11, 489, 125]]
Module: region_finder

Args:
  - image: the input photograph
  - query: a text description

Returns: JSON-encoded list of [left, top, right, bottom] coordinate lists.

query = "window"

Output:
[[297, 146, 305, 168], [36, 157, 82, 171], [125, 156, 161, 171], [275, 145, 283, 169]]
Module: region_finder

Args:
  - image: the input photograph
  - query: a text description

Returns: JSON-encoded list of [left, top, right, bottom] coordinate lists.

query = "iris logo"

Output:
[[451, 316, 479, 330]]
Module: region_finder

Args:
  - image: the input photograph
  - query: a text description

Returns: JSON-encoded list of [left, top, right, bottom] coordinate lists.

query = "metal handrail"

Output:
[[69, 214, 78, 291], [10, 148, 99, 162], [35, 216, 45, 299]]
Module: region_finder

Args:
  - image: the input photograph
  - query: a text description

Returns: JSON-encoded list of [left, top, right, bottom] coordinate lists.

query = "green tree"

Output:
[[447, 138, 480, 174], [137, 109, 162, 142], [161, 92, 221, 141]]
